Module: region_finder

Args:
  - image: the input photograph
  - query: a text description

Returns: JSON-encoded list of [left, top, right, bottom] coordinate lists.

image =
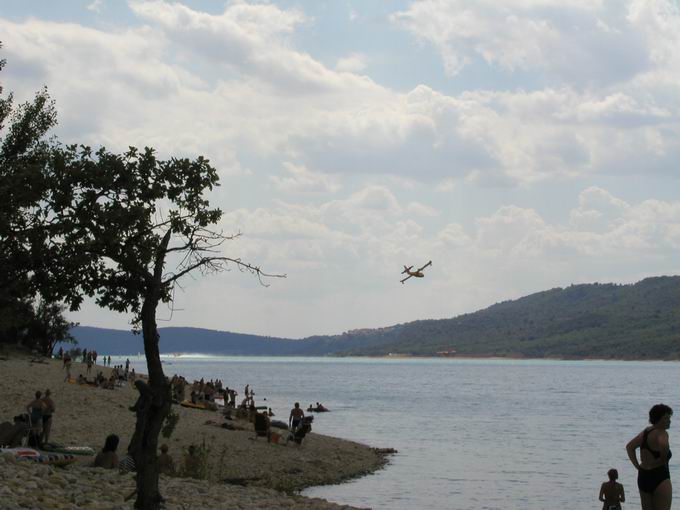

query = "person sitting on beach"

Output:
[[289, 402, 305, 431], [183, 444, 202, 478], [77, 374, 87, 385], [94, 434, 120, 469], [253, 410, 271, 442], [0, 417, 29, 448], [41, 389, 55, 445], [158, 444, 175, 475], [599, 468, 625, 510]]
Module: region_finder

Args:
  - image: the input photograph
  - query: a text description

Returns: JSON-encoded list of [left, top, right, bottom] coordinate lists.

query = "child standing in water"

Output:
[[599, 468, 625, 510]]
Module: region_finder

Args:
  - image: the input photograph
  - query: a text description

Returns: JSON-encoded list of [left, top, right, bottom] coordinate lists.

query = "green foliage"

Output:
[[0, 44, 63, 345], [160, 409, 180, 439], [178, 443, 210, 480], [40, 144, 222, 321], [28, 300, 77, 356], [0, 44, 75, 355]]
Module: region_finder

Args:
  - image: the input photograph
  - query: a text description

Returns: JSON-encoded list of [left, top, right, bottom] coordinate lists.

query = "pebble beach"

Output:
[[0, 351, 389, 509]]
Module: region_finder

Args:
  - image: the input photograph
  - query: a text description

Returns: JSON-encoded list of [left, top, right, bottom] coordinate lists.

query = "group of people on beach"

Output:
[[598, 403, 672, 510], [59, 348, 136, 389], [93, 433, 182, 477]]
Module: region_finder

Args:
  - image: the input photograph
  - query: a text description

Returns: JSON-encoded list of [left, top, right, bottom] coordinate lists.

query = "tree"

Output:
[[43, 144, 283, 509], [29, 300, 77, 357], [0, 42, 70, 352]]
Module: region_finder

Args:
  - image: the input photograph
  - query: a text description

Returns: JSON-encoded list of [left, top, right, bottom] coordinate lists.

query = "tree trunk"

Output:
[[129, 231, 172, 510]]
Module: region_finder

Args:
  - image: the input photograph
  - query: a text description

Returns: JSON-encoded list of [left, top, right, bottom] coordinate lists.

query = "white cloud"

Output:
[[3, 1, 680, 189], [569, 186, 630, 232], [86, 0, 104, 13], [407, 202, 439, 217], [391, 0, 653, 85], [335, 53, 368, 73], [270, 162, 341, 193]]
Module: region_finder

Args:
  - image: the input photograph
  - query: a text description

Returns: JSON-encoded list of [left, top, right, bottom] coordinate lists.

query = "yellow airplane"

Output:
[[400, 260, 432, 284]]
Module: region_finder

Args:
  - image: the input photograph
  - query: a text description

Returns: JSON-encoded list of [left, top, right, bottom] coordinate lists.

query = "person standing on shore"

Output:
[[26, 391, 45, 447], [41, 389, 55, 445], [599, 468, 625, 510], [63, 353, 72, 382], [626, 403, 673, 510], [289, 402, 304, 431]]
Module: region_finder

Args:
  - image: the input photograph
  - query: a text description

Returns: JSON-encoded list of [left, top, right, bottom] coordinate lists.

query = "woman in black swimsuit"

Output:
[[626, 403, 673, 510]]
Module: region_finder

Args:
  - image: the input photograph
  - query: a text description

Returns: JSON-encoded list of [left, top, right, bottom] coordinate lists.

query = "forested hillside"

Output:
[[71, 276, 680, 360], [337, 276, 680, 359]]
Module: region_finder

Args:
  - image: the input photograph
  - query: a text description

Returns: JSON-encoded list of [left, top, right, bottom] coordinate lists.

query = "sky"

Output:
[[2, 0, 680, 339]]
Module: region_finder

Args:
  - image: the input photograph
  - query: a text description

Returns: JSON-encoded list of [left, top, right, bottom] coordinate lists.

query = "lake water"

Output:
[[120, 355, 678, 510]]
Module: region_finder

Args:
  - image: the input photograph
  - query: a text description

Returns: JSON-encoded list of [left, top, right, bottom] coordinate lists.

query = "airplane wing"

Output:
[[400, 274, 413, 284], [417, 260, 432, 272]]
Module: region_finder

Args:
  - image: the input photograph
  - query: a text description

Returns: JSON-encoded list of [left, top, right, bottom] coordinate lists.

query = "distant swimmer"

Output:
[[400, 260, 432, 284]]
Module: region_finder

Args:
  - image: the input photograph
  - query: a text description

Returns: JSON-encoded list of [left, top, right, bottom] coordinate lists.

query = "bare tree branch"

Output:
[[162, 256, 286, 287]]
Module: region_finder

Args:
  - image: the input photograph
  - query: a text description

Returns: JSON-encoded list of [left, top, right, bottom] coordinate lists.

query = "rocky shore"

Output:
[[0, 351, 389, 509]]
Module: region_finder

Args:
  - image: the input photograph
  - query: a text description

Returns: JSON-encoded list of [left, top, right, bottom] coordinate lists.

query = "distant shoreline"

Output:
[[107, 352, 680, 362]]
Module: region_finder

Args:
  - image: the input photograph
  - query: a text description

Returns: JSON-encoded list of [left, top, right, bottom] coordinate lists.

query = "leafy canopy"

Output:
[[42, 144, 226, 321]]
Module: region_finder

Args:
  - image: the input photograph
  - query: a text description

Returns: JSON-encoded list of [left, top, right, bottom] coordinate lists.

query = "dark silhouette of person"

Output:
[[289, 402, 304, 431], [599, 468, 625, 510]]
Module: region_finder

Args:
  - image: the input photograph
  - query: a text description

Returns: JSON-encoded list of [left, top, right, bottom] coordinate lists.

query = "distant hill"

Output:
[[70, 276, 680, 359]]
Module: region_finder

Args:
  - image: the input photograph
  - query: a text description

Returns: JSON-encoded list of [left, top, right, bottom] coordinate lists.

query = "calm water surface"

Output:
[[121, 356, 678, 510]]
